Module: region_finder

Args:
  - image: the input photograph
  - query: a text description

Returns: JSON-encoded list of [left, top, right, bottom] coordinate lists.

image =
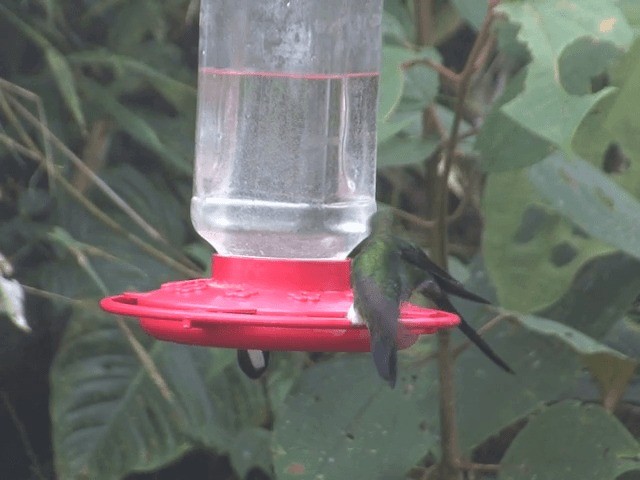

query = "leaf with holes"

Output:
[[272, 356, 439, 480], [483, 166, 614, 312], [529, 152, 640, 261], [477, 70, 555, 172], [497, 0, 633, 150]]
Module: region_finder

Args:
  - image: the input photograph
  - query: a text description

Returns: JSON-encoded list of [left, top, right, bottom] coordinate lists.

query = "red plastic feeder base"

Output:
[[100, 255, 460, 352]]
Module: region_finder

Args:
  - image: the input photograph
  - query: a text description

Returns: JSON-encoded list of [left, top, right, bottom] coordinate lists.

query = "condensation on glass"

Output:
[[192, 0, 382, 258]]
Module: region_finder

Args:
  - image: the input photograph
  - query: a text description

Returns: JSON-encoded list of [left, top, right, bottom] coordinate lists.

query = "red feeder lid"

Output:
[[100, 255, 460, 352]]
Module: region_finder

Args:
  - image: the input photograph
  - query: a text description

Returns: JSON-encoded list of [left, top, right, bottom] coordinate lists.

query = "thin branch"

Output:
[[427, 3, 500, 479], [1, 85, 201, 273], [114, 318, 176, 404], [403, 58, 460, 86], [414, 0, 437, 46], [0, 133, 200, 278], [22, 284, 87, 307]]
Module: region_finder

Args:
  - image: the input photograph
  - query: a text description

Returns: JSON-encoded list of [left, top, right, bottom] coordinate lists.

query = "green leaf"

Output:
[[477, 70, 555, 172], [558, 37, 622, 95], [454, 314, 584, 453], [515, 314, 637, 408], [0, 4, 86, 132], [383, 0, 415, 43], [531, 250, 640, 342], [516, 314, 631, 360], [377, 114, 418, 144], [80, 78, 191, 175], [68, 50, 196, 111], [382, 10, 410, 46], [107, 0, 166, 53], [529, 152, 640, 261], [572, 38, 640, 198], [605, 44, 640, 156], [452, 0, 487, 30], [618, 0, 640, 30], [100, 164, 188, 246], [482, 167, 613, 312], [37, 195, 182, 297], [497, 0, 633, 150], [378, 46, 440, 143], [266, 352, 306, 412], [229, 428, 273, 479], [51, 311, 268, 479], [499, 402, 640, 480], [272, 356, 438, 480], [395, 50, 440, 114], [44, 48, 87, 134], [378, 133, 437, 168]]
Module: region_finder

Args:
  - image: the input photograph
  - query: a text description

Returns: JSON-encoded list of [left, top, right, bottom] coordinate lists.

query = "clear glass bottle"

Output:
[[191, 0, 382, 258]]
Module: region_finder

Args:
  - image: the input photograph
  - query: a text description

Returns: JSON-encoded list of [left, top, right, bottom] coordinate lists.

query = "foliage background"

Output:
[[2, 0, 640, 479]]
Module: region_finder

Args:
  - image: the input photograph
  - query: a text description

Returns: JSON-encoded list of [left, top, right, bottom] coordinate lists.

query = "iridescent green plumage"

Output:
[[351, 232, 513, 387]]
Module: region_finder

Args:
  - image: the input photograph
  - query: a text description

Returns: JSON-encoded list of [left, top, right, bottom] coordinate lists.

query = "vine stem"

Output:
[[413, 2, 500, 478]]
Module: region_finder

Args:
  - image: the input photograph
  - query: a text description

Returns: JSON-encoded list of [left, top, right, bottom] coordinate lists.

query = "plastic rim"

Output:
[[100, 254, 460, 351]]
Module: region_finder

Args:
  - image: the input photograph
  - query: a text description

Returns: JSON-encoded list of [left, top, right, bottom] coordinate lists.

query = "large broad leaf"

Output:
[[605, 39, 640, 158], [482, 167, 613, 312], [377, 131, 437, 168], [539, 251, 640, 338], [499, 402, 640, 480], [377, 46, 440, 143], [51, 311, 268, 479], [515, 314, 637, 410], [571, 39, 640, 198], [229, 428, 273, 479], [272, 356, 439, 480], [529, 152, 640, 261], [453, 310, 584, 453], [476, 70, 555, 172], [497, 0, 633, 150]]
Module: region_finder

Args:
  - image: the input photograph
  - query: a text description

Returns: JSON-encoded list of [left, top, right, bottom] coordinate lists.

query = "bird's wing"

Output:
[[397, 239, 491, 305]]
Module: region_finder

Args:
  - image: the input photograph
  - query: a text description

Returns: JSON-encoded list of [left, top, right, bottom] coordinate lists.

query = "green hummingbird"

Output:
[[350, 231, 513, 388]]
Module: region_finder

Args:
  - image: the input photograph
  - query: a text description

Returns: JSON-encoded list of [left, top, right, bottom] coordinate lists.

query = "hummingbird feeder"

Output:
[[100, 0, 459, 353]]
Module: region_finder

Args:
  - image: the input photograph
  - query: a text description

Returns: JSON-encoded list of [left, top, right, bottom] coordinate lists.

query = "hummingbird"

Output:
[[350, 231, 513, 388], [237, 349, 270, 379]]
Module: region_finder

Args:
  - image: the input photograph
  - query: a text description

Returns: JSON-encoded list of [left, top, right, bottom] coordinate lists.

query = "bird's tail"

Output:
[[439, 296, 514, 374], [370, 333, 397, 388]]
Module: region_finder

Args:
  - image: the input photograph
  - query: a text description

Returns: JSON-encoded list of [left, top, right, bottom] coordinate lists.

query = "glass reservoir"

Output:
[[191, 0, 382, 258]]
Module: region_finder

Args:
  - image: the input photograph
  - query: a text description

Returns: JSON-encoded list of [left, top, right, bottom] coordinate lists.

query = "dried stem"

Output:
[[0, 82, 201, 275]]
